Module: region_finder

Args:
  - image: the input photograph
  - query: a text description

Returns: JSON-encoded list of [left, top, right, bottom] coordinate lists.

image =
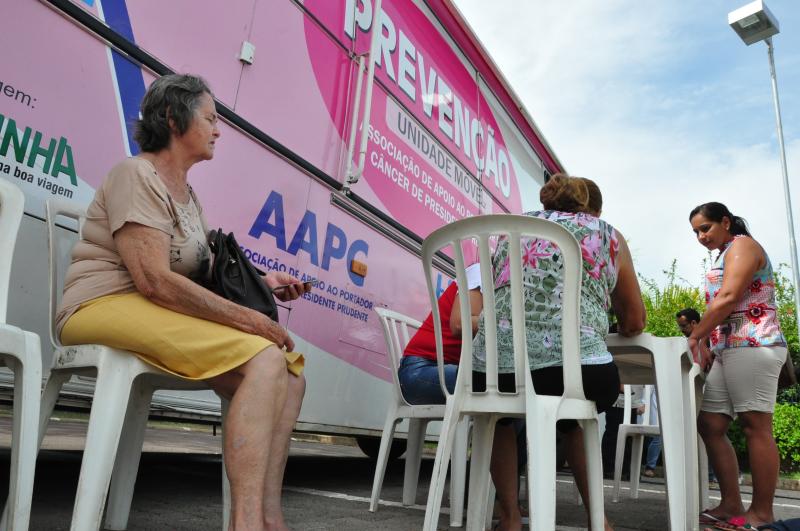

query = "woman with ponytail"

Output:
[[688, 202, 787, 530]]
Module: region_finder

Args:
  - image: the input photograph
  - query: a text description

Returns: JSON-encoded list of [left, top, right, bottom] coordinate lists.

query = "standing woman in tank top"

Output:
[[688, 202, 787, 529]]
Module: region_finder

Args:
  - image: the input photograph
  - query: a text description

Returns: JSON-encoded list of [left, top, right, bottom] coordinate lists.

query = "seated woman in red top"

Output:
[[398, 263, 481, 404]]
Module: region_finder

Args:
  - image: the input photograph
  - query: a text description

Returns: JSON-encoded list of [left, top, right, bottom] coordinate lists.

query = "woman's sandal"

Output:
[[700, 511, 725, 525], [714, 517, 760, 530]]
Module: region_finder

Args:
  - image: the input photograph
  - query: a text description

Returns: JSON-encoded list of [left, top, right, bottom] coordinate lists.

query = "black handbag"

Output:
[[207, 228, 279, 322]]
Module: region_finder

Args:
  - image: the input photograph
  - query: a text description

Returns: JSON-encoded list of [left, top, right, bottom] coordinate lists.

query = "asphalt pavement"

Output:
[[0, 415, 798, 530]]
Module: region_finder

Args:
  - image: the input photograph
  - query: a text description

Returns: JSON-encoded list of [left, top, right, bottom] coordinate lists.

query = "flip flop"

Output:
[[714, 517, 759, 530], [700, 511, 725, 525], [489, 516, 530, 531]]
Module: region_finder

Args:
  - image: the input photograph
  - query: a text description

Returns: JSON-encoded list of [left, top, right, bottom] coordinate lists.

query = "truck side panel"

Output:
[[1, 0, 553, 436]]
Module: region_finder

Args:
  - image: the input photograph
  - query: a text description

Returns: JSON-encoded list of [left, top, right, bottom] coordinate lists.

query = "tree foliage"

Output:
[[772, 264, 800, 403], [638, 260, 704, 338], [773, 264, 799, 363]]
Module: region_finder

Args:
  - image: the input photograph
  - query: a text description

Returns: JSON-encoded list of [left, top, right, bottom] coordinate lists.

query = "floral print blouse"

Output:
[[472, 210, 620, 373], [705, 235, 785, 352]]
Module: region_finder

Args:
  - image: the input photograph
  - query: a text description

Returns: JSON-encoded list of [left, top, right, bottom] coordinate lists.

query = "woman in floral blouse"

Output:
[[474, 175, 645, 531], [688, 202, 787, 530]]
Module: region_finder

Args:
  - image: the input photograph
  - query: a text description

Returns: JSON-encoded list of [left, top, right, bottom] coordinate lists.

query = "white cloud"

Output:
[[453, 0, 800, 288]]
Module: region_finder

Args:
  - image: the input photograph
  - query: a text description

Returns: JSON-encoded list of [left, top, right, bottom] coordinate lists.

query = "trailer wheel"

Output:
[[355, 436, 407, 461]]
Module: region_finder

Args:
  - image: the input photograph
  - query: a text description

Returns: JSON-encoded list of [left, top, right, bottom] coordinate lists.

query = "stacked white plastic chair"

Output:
[[41, 199, 230, 531], [370, 307, 469, 527], [421, 214, 606, 531], [0, 179, 42, 531], [612, 384, 659, 501]]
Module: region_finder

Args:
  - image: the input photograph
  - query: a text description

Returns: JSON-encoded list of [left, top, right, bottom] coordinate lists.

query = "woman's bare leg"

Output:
[[207, 347, 289, 530], [738, 411, 777, 526], [697, 412, 745, 520], [490, 423, 522, 531], [564, 427, 612, 531], [262, 373, 306, 530]]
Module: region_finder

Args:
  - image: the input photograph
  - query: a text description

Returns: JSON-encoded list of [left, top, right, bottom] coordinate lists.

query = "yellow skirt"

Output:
[[61, 292, 304, 380]]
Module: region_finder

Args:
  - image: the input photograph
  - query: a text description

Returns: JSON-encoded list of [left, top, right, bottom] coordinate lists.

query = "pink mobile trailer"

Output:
[[0, 0, 563, 450]]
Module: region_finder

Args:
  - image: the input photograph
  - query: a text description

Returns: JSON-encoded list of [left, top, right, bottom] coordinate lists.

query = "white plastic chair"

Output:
[[612, 385, 659, 501], [0, 179, 42, 531], [421, 214, 605, 531], [370, 307, 469, 527], [40, 199, 230, 531]]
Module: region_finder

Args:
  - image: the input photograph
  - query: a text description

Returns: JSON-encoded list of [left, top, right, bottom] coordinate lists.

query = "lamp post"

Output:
[[728, 0, 800, 338]]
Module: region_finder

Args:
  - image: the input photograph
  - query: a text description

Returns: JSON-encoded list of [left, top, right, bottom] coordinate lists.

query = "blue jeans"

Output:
[[398, 355, 457, 405], [645, 435, 662, 469]]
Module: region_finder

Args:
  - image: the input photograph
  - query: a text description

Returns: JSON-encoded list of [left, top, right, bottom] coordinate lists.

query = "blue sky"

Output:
[[452, 0, 800, 289]]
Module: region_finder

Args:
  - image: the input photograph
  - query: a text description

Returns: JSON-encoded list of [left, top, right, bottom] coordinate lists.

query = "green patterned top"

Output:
[[473, 211, 620, 372]]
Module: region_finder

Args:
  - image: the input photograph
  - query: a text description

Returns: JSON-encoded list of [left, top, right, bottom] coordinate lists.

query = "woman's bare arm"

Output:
[[449, 288, 483, 338], [688, 237, 763, 368], [610, 234, 646, 337], [689, 237, 762, 341], [115, 222, 298, 350]]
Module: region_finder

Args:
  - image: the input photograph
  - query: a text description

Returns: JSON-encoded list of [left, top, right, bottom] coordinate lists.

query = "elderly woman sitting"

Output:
[[57, 74, 307, 530], [472, 174, 646, 531]]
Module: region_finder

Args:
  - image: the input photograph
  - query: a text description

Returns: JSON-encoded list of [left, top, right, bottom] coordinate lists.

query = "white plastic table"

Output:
[[606, 333, 705, 531]]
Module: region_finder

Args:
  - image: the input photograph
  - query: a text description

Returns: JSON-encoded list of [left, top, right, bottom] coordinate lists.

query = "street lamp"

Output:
[[728, 0, 800, 339]]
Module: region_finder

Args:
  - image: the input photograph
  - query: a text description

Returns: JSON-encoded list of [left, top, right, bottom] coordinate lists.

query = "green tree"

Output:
[[773, 264, 799, 364], [638, 260, 704, 338], [773, 264, 799, 403]]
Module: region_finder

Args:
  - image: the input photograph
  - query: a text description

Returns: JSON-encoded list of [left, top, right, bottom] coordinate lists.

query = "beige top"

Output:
[[56, 157, 210, 337]]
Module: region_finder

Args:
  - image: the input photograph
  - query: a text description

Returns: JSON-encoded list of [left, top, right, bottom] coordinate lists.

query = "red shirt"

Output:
[[403, 283, 462, 364]]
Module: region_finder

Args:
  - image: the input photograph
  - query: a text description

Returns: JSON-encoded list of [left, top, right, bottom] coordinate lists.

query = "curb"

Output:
[[291, 433, 357, 447], [741, 473, 800, 491], [287, 436, 800, 493], [648, 466, 800, 492]]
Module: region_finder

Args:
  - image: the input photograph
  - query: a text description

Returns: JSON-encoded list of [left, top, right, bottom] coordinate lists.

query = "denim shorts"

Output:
[[398, 355, 458, 405]]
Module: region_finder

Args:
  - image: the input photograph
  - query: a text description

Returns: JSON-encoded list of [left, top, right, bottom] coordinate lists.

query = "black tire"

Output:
[[356, 436, 407, 461]]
